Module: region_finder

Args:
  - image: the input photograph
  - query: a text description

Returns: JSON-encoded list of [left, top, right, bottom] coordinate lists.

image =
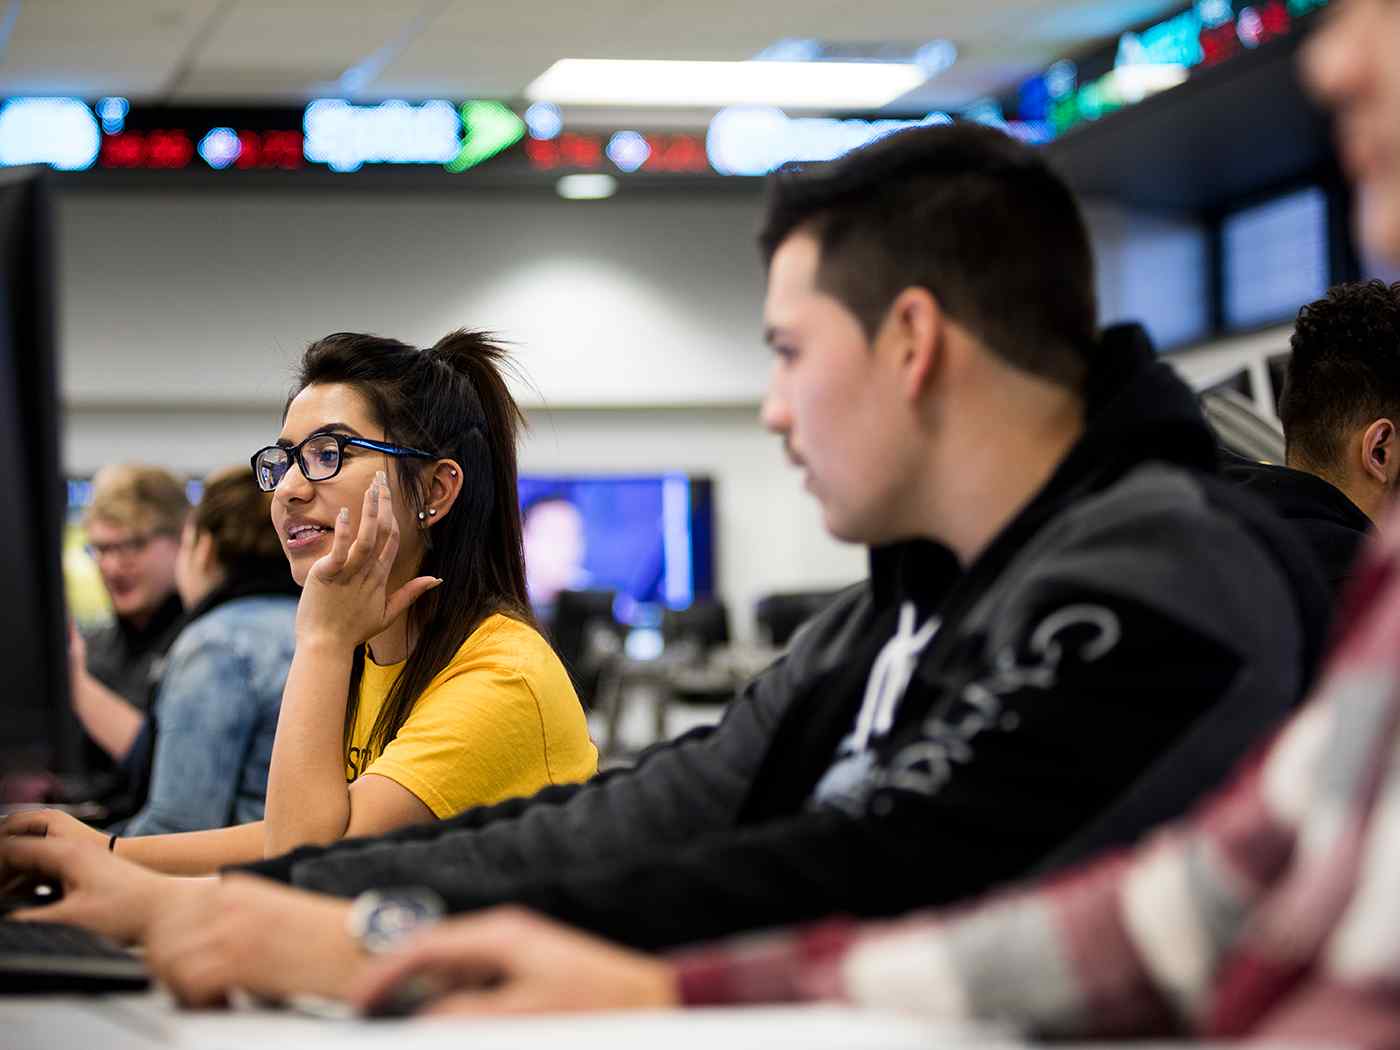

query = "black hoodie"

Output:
[[1222, 454, 1372, 601], [239, 330, 1331, 951]]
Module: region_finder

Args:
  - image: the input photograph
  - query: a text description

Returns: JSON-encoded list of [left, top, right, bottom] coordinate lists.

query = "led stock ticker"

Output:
[[1017, 0, 1331, 137], [0, 2, 1338, 182], [0, 96, 972, 180]]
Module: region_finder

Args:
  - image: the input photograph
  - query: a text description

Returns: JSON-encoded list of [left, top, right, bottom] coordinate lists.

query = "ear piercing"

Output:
[[417, 509, 438, 522], [449, 470, 458, 478]]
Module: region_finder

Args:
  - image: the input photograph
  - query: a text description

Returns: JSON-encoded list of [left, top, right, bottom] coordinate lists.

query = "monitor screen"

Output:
[[1108, 210, 1210, 351], [0, 167, 69, 790], [1222, 186, 1331, 331], [518, 473, 714, 615]]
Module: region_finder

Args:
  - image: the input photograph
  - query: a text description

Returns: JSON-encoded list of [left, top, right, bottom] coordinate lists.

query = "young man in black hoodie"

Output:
[[1225, 280, 1400, 598], [1, 123, 1330, 1005]]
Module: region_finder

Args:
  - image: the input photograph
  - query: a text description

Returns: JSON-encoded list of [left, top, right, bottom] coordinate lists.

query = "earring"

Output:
[[417, 511, 427, 522], [428, 508, 437, 516], [449, 470, 458, 478]]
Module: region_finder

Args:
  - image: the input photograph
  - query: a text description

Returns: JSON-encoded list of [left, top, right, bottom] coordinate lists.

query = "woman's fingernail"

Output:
[[377, 470, 388, 489], [339, 507, 349, 522]]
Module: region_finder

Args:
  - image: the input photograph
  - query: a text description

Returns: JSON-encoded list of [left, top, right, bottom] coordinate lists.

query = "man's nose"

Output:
[[760, 389, 791, 434]]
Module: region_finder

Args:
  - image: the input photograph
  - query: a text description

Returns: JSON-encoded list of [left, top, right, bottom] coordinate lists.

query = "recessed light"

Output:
[[527, 59, 927, 110], [557, 174, 618, 200]]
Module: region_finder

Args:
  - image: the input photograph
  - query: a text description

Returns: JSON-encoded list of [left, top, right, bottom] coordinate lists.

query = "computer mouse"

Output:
[[362, 975, 451, 1019], [0, 879, 63, 916]]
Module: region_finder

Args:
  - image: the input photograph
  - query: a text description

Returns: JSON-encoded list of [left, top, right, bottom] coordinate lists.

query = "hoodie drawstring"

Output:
[[851, 601, 941, 753]]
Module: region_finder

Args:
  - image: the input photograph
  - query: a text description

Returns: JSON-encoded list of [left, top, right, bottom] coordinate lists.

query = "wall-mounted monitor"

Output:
[[518, 473, 714, 614], [1222, 185, 1330, 331]]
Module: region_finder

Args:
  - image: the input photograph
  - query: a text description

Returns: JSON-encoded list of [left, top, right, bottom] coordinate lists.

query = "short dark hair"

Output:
[[1279, 280, 1400, 471], [758, 122, 1098, 390], [191, 465, 285, 581]]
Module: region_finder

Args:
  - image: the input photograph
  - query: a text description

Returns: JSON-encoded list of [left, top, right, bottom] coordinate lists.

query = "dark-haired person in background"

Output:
[[1225, 280, 1400, 597], [4, 331, 595, 874], [2, 123, 1328, 1007], [119, 466, 300, 837]]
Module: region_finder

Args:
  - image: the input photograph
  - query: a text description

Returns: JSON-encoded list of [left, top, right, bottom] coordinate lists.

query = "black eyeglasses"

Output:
[[250, 433, 436, 493], [85, 532, 170, 561]]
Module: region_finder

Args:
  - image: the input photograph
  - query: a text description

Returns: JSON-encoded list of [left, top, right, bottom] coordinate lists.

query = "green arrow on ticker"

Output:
[[447, 101, 526, 173]]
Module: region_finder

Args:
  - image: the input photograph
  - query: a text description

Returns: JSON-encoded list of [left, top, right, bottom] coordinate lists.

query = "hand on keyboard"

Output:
[[0, 878, 63, 916], [0, 808, 109, 854], [0, 833, 171, 944]]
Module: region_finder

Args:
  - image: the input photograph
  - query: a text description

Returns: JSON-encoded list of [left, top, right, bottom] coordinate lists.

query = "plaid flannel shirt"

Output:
[[673, 504, 1400, 1048]]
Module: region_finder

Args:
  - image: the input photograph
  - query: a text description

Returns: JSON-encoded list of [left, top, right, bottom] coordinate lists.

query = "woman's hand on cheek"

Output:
[[294, 470, 442, 649]]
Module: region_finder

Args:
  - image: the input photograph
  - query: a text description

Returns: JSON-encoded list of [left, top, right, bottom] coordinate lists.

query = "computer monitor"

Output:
[[518, 473, 715, 614], [0, 168, 69, 795], [1222, 185, 1331, 332]]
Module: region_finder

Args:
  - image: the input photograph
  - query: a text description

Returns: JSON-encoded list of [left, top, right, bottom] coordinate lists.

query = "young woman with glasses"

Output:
[[6, 331, 597, 872]]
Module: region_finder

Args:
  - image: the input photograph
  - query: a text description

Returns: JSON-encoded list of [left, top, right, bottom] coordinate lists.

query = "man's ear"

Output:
[[886, 286, 943, 399], [422, 460, 464, 527], [1361, 418, 1398, 486]]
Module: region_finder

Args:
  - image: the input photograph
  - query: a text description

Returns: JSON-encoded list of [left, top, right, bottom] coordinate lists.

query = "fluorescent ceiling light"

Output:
[[527, 59, 927, 110], [557, 173, 618, 200], [1105, 64, 1189, 103]]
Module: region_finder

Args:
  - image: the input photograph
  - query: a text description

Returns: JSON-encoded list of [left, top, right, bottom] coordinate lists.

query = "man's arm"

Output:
[[240, 648, 806, 887], [69, 621, 146, 760], [285, 586, 1264, 951], [338, 730, 1301, 1030], [670, 704, 1325, 1039]]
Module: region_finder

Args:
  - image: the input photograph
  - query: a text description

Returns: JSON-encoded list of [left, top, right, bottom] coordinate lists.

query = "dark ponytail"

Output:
[[289, 330, 534, 764]]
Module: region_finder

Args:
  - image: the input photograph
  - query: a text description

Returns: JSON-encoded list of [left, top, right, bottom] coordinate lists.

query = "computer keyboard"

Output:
[[0, 919, 150, 993]]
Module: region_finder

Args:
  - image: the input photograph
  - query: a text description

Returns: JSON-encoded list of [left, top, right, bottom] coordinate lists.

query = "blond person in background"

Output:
[[70, 464, 187, 765], [4, 330, 596, 874]]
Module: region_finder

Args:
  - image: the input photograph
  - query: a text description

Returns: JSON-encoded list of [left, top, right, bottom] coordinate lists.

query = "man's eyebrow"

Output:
[[274, 421, 364, 446]]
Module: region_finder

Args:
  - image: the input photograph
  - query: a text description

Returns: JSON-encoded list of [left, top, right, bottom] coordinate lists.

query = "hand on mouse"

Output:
[[0, 835, 181, 943], [1, 809, 107, 900], [348, 906, 679, 1017], [145, 874, 362, 1008]]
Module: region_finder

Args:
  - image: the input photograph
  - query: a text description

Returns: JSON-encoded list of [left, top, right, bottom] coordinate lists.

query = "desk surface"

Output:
[[1, 993, 1352, 1050], [1, 993, 1010, 1050]]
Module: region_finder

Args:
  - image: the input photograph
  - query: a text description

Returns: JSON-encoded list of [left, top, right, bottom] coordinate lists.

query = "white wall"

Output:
[[55, 187, 869, 640], [55, 186, 1298, 641], [57, 188, 776, 408]]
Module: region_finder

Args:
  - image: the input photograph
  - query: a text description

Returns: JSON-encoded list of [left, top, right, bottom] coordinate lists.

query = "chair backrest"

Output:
[[662, 599, 730, 652], [549, 589, 621, 705]]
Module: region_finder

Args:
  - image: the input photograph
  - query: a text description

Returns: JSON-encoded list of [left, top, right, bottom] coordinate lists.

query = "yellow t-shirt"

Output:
[[344, 613, 597, 819]]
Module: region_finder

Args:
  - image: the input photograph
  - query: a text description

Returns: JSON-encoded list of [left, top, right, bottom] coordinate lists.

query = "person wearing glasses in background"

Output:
[[67, 464, 188, 806], [6, 330, 596, 872]]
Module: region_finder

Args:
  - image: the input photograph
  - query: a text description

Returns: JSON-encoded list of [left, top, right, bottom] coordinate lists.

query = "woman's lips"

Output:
[[284, 524, 333, 551]]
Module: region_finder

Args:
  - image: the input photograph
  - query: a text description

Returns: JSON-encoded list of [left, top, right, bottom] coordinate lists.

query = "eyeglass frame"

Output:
[[249, 432, 438, 493], [84, 531, 175, 561]]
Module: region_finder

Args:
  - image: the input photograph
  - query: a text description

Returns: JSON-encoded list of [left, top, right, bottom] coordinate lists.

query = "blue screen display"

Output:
[[518, 473, 714, 612]]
